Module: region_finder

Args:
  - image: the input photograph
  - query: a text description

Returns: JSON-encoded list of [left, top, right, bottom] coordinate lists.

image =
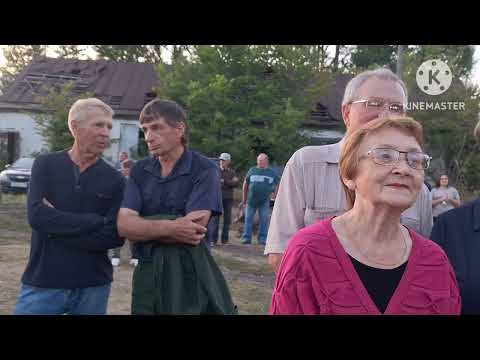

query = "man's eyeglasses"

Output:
[[351, 98, 406, 114], [364, 148, 432, 170]]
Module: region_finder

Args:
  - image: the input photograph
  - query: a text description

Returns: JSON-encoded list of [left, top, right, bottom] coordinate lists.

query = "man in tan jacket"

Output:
[[265, 68, 433, 272]]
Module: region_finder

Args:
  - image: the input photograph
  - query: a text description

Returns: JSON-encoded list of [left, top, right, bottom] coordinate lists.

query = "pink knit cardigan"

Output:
[[270, 217, 461, 315]]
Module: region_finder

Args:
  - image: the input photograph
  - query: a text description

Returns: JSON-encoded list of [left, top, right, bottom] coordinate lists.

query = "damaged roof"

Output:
[[0, 56, 160, 117]]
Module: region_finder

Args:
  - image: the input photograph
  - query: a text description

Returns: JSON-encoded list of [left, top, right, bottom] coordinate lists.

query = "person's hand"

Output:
[[43, 198, 54, 208], [171, 214, 207, 245], [268, 253, 283, 273]]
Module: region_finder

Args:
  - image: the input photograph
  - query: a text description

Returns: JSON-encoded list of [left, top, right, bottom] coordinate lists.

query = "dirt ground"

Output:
[[0, 196, 275, 315]]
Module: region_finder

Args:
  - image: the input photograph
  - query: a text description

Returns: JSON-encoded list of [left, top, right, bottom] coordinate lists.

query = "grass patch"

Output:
[[0, 215, 30, 233], [228, 278, 273, 315], [212, 251, 273, 276], [212, 249, 274, 314], [0, 194, 27, 205]]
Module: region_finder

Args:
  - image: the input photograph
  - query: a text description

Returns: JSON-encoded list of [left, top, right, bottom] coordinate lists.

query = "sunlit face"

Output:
[[220, 159, 230, 168], [347, 127, 424, 210], [141, 117, 185, 157], [257, 155, 269, 168], [342, 77, 406, 134], [73, 109, 112, 157], [440, 175, 449, 187]]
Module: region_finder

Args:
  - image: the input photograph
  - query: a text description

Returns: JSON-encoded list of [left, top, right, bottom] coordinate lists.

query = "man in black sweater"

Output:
[[14, 98, 125, 315]]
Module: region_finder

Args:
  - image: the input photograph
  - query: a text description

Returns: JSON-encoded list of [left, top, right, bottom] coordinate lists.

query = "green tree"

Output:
[[349, 45, 398, 72], [400, 45, 479, 194], [32, 82, 93, 152], [94, 45, 165, 63], [403, 45, 474, 80], [345, 45, 479, 194], [0, 45, 46, 93], [157, 45, 331, 174], [55, 45, 85, 59]]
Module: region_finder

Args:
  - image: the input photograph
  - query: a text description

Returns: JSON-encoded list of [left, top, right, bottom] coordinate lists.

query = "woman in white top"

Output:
[[431, 174, 461, 220]]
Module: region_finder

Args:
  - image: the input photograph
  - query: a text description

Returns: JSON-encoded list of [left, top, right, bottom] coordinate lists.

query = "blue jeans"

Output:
[[242, 199, 270, 244], [208, 198, 234, 245], [14, 283, 111, 315]]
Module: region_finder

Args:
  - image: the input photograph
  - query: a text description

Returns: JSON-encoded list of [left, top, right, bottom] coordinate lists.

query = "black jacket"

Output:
[[430, 198, 480, 314]]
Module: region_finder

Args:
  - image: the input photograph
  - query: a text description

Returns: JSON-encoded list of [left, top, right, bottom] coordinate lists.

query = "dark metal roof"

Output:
[[0, 57, 160, 116], [0, 57, 355, 126], [304, 73, 353, 128], [317, 73, 353, 121]]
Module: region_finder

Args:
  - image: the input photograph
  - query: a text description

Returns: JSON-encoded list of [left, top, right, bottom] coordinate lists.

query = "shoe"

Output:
[[129, 258, 139, 267], [111, 258, 120, 267], [241, 240, 251, 245]]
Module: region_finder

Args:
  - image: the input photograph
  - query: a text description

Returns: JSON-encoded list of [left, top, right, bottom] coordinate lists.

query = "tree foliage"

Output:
[[346, 45, 480, 194], [156, 45, 331, 174], [32, 82, 94, 152], [54, 45, 86, 59], [0, 45, 46, 93], [93, 45, 165, 63]]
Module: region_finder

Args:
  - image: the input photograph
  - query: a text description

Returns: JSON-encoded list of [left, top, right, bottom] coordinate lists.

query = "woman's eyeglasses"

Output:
[[364, 148, 431, 170]]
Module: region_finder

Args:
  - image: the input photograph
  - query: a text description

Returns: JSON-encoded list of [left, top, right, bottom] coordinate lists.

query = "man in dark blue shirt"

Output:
[[14, 98, 125, 315], [117, 99, 236, 314], [430, 119, 480, 314]]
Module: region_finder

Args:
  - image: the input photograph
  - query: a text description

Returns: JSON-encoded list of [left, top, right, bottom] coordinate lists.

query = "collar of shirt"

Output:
[[325, 139, 345, 164], [473, 198, 480, 232], [142, 149, 193, 182]]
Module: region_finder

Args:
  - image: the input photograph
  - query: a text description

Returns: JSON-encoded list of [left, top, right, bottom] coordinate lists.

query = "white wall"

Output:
[[0, 112, 46, 157], [0, 112, 140, 162], [103, 118, 140, 163]]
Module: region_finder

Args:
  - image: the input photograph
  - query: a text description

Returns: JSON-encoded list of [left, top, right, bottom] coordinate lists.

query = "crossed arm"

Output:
[[28, 157, 106, 237], [28, 157, 125, 251], [117, 208, 211, 246]]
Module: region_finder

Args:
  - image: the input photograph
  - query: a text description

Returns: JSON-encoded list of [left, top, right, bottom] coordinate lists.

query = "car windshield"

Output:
[[11, 158, 34, 170]]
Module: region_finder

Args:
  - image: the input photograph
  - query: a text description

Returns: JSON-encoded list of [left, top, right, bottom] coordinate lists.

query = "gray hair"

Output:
[[68, 98, 114, 134], [342, 68, 408, 106]]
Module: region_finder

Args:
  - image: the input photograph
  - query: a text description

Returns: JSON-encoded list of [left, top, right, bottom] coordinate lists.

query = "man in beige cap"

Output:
[[210, 153, 239, 245]]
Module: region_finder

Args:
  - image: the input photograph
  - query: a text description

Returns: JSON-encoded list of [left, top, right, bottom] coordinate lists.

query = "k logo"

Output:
[[416, 59, 453, 96]]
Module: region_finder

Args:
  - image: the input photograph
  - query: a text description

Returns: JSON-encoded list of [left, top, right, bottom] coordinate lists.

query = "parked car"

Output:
[[0, 157, 35, 194]]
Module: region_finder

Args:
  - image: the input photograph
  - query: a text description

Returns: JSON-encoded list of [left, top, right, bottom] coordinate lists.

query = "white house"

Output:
[[0, 57, 160, 164]]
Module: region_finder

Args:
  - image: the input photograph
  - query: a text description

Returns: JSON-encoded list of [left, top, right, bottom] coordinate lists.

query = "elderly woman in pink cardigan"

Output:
[[271, 117, 461, 315]]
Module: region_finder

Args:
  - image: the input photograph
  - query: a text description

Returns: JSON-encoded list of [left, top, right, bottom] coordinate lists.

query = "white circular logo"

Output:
[[416, 59, 452, 96]]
